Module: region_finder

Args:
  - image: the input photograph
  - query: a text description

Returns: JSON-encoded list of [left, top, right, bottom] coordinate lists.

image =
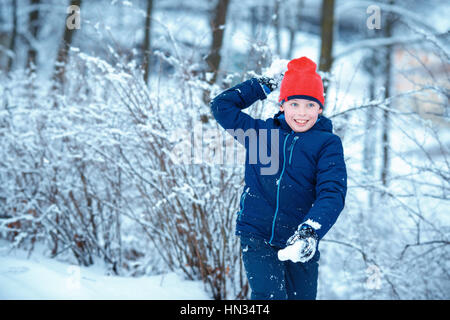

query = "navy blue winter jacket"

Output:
[[210, 78, 347, 247]]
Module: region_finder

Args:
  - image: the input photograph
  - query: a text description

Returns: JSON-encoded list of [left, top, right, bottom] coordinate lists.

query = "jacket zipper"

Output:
[[269, 132, 294, 245], [288, 136, 299, 166]]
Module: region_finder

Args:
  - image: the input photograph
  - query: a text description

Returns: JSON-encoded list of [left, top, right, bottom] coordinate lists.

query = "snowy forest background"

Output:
[[0, 0, 449, 300]]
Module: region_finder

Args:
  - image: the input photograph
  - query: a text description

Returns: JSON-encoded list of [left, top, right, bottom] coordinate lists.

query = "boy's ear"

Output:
[[318, 107, 323, 114]]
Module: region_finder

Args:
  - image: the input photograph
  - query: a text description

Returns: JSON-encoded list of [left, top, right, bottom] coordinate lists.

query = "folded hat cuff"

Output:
[[281, 95, 324, 109]]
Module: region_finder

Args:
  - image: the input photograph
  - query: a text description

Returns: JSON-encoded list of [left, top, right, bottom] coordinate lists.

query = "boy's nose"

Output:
[[297, 107, 307, 115]]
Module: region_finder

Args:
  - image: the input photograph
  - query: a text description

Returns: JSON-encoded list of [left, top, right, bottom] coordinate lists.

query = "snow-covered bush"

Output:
[[0, 44, 251, 298]]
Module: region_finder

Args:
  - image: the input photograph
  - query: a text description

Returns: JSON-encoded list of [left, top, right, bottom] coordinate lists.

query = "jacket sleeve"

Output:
[[210, 78, 268, 137], [302, 135, 347, 240]]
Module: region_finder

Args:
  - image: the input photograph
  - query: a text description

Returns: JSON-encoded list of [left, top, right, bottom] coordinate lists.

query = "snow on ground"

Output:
[[0, 241, 210, 300]]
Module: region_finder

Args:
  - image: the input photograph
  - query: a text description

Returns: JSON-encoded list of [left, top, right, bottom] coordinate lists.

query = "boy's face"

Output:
[[280, 98, 323, 133]]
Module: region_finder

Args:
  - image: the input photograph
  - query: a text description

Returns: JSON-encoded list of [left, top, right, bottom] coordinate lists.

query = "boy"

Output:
[[210, 57, 347, 300]]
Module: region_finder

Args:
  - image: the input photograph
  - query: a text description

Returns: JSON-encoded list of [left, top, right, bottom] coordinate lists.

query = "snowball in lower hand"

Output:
[[278, 239, 307, 262], [278, 223, 319, 263], [277, 237, 317, 263]]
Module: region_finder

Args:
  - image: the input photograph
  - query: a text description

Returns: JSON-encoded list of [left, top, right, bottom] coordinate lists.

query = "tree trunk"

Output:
[[53, 0, 82, 90], [201, 0, 231, 114], [273, 0, 281, 57], [363, 49, 380, 209], [142, 0, 153, 84], [27, 0, 40, 71], [251, 7, 257, 38], [318, 0, 335, 95], [380, 0, 395, 188], [7, 0, 17, 72], [287, 0, 304, 59], [205, 0, 230, 85]]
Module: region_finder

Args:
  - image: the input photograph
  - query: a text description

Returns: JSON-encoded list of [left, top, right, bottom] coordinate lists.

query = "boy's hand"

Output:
[[277, 224, 318, 263], [256, 76, 282, 95], [258, 59, 288, 95]]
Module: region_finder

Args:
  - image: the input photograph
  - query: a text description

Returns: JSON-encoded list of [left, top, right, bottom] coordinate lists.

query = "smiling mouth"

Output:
[[294, 119, 308, 125]]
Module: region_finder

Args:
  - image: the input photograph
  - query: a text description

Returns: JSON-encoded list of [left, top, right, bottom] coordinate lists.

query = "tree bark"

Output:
[[362, 48, 381, 209], [27, 0, 40, 71], [274, 0, 281, 57], [381, 0, 396, 188], [201, 0, 231, 114], [205, 0, 230, 85], [250, 6, 257, 39], [53, 0, 82, 90], [287, 0, 304, 59], [142, 0, 153, 84], [318, 0, 335, 95], [7, 0, 17, 72]]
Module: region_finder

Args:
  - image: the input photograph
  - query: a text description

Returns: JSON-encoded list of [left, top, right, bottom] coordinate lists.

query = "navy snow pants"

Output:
[[240, 235, 320, 300]]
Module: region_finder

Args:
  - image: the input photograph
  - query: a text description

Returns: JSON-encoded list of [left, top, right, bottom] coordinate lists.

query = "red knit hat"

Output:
[[278, 57, 324, 109]]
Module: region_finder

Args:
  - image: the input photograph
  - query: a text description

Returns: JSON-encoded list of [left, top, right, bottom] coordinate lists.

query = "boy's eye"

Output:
[[291, 103, 298, 107], [308, 103, 315, 107]]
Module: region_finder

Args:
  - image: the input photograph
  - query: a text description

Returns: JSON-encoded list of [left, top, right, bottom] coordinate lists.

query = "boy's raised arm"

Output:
[[210, 78, 269, 133]]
